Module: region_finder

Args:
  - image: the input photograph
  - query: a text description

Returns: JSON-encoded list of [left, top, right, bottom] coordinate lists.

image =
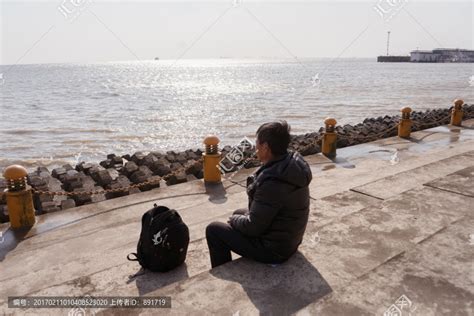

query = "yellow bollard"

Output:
[[398, 107, 412, 139], [450, 99, 464, 126], [322, 118, 337, 159], [202, 135, 222, 183], [3, 165, 36, 229]]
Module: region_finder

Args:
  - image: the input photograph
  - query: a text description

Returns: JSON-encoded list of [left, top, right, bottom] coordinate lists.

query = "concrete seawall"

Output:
[[1, 118, 473, 315], [1, 105, 472, 224]]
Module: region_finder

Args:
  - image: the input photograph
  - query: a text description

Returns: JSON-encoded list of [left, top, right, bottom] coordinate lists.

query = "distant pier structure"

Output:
[[376, 31, 474, 63], [377, 31, 410, 62], [377, 55, 410, 62], [410, 49, 474, 63]]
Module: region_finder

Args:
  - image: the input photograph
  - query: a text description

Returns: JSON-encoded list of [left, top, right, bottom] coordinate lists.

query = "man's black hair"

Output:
[[256, 120, 291, 155]]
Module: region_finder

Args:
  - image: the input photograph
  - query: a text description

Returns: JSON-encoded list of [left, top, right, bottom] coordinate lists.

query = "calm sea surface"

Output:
[[1, 58, 472, 170]]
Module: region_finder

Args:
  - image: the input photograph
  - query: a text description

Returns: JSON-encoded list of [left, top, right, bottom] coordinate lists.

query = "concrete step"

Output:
[[0, 188, 380, 305], [3, 121, 472, 238], [1, 120, 473, 315], [425, 165, 474, 198], [350, 151, 474, 200], [308, 124, 474, 199], [8, 165, 471, 315], [94, 182, 473, 315], [0, 190, 246, 298], [0, 155, 330, 301], [298, 215, 474, 315]]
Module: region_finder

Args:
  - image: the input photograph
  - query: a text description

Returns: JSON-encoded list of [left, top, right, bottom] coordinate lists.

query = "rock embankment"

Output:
[[289, 105, 474, 154], [0, 105, 472, 223]]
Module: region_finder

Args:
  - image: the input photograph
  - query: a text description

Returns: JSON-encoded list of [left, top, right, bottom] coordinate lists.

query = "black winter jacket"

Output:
[[229, 150, 312, 259]]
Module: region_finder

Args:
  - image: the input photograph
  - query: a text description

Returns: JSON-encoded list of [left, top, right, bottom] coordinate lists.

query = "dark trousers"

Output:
[[205, 209, 285, 268]]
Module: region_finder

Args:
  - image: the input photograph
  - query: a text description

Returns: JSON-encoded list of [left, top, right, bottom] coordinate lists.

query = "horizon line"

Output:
[[0, 56, 396, 67]]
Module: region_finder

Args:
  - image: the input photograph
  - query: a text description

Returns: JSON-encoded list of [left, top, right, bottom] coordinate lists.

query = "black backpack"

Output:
[[127, 204, 190, 272]]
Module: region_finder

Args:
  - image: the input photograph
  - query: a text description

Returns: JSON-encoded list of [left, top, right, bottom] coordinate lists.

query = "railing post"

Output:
[[322, 118, 337, 159], [202, 135, 222, 183], [398, 107, 412, 138], [450, 99, 464, 126], [3, 165, 36, 229]]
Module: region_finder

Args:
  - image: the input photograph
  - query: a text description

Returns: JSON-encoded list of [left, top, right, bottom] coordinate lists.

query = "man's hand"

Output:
[[227, 214, 241, 227]]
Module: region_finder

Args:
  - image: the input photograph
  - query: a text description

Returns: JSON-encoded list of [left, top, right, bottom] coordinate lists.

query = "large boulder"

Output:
[[149, 159, 172, 176], [73, 186, 105, 206], [165, 153, 177, 163], [166, 171, 187, 186], [170, 162, 184, 172], [28, 169, 67, 214], [140, 175, 161, 191], [184, 159, 203, 177], [52, 167, 67, 179], [90, 169, 114, 187], [105, 175, 136, 199], [185, 150, 199, 160], [129, 166, 153, 184], [175, 153, 188, 164], [141, 153, 159, 168], [122, 161, 139, 177], [299, 143, 320, 156], [75, 162, 95, 174], [131, 152, 147, 165]]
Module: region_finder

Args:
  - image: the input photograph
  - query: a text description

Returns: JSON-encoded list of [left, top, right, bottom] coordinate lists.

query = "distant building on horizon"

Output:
[[410, 48, 474, 63]]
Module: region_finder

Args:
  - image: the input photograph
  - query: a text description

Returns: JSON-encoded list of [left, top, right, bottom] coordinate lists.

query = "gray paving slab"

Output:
[[337, 120, 474, 166], [296, 186, 472, 291], [0, 189, 380, 310], [82, 186, 473, 316], [425, 166, 474, 198], [350, 151, 474, 200], [297, 216, 474, 316], [308, 191, 382, 229], [0, 189, 249, 300], [308, 138, 474, 199], [0, 181, 246, 259]]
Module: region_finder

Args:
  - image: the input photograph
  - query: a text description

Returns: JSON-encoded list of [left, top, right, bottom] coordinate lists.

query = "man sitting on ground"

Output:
[[206, 120, 313, 268]]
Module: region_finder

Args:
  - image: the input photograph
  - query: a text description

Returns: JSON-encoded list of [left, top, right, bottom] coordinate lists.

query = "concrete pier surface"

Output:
[[1, 120, 474, 316]]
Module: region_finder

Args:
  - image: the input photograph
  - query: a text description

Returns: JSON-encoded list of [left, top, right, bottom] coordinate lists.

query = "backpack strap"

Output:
[[151, 204, 170, 218], [128, 268, 147, 280], [127, 253, 139, 261]]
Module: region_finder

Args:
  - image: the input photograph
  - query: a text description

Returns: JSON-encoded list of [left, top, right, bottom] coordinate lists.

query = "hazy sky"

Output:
[[0, 1, 472, 65]]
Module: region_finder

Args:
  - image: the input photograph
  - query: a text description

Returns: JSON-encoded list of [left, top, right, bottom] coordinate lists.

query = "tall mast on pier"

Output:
[[386, 31, 391, 56]]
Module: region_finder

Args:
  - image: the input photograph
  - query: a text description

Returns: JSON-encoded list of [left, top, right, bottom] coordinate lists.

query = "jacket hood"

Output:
[[257, 150, 312, 188]]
